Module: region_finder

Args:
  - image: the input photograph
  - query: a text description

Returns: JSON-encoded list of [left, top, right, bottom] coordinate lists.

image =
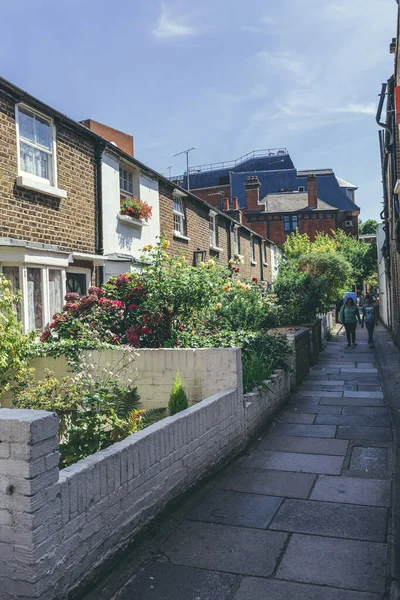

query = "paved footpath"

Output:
[[83, 327, 393, 600]]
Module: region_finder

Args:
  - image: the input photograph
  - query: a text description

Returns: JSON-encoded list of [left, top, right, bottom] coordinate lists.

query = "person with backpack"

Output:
[[339, 297, 361, 347], [361, 295, 378, 348]]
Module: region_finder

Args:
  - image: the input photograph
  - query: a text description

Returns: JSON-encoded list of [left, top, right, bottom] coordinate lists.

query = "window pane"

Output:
[[174, 213, 183, 234], [19, 108, 35, 142], [210, 216, 216, 246], [66, 272, 86, 297], [35, 114, 51, 150], [2, 266, 21, 320], [173, 196, 184, 215], [27, 268, 43, 330], [49, 270, 63, 318], [35, 148, 49, 179], [20, 142, 35, 175]]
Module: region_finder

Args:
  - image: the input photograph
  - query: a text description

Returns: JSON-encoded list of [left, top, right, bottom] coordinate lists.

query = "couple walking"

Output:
[[339, 295, 378, 348]]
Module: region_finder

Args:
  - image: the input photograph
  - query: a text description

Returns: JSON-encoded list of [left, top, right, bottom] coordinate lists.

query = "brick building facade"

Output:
[[0, 77, 104, 332]]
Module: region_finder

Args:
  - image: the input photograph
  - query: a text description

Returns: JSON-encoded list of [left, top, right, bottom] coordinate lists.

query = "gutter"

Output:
[[95, 142, 107, 283]]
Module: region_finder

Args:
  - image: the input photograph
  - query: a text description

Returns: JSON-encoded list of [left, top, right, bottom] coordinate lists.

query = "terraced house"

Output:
[[0, 76, 280, 331]]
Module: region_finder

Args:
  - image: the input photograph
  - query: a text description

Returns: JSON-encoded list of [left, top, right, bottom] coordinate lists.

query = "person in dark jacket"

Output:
[[339, 297, 361, 347], [361, 295, 378, 348]]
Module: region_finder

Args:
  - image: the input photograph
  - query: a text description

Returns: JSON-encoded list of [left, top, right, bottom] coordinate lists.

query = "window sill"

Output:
[[263, 262, 269, 267], [210, 245, 223, 253], [173, 232, 190, 241], [251, 261, 257, 266], [16, 175, 67, 199], [118, 214, 147, 227]]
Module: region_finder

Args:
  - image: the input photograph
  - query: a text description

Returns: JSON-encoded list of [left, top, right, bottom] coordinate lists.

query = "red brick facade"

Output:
[[80, 119, 134, 157]]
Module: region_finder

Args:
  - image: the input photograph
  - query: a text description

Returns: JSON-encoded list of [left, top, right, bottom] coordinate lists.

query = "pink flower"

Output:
[[252, 278, 258, 282], [40, 330, 51, 342], [111, 334, 120, 344], [64, 292, 79, 303], [141, 326, 152, 335], [126, 326, 140, 347], [116, 273, 132, 286], [127, 304, 139, 311], [88, 286, 105, 296], [49, 321, 57, 329]]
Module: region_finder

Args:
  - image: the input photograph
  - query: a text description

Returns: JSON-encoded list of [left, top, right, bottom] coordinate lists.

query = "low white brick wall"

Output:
[[0, 367, 290, 600], [24, 347, 241, 410]]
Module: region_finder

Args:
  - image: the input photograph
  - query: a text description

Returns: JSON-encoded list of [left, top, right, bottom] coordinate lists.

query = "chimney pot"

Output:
[[245, 176, 261, 211], [232, 197, 239, 210], [222, 197, 229, 211]]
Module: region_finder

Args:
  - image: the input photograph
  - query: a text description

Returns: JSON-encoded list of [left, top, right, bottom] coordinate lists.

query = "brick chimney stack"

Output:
[[222, 197, 230, 211], [226, 198, 242, 223], [232, 197, 239, 210], [307, 175, 318, 209], [245, 176, 261, 211]]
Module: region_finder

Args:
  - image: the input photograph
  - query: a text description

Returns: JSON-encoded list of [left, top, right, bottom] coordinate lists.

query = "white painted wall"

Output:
[[102, 150, 160, 280]]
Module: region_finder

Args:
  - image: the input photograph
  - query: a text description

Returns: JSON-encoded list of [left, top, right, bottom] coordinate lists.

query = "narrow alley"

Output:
[[83, 326, 394, 600]]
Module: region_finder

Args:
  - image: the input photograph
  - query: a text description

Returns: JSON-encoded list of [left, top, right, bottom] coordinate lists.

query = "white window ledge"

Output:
[[16, 175, 67, 199], [263, 262, 269, 267], [210, 245, 223, 253], [251, 261, 257, 266], [173, 232, 190, 241], [118, 214, 147, 227]]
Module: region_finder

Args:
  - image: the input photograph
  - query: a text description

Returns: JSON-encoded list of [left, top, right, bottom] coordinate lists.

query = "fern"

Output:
[[112, 386, 141, 419], [168, 372, 189, 415], [141, 407, 167, 426]]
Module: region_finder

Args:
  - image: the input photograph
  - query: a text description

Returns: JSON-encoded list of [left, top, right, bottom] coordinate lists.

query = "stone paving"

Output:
[[84, 327, 393, 600]]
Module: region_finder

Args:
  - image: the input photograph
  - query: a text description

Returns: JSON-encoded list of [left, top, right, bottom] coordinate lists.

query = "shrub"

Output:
[[274, 265, 327, 325], [0, 274, 32, 397], [168, 372, 189, 415], [242, 351, 274, 394]]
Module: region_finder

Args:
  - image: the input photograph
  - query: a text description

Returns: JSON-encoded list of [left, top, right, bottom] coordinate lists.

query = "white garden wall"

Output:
[[28, 347, 242, 409], [0, 365, 290, 600]]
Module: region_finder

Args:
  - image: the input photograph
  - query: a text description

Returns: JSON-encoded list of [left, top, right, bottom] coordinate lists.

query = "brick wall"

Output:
[[0, 363, 292, 599], [0, 95, 97, 254], [191, 185, 231, 208]]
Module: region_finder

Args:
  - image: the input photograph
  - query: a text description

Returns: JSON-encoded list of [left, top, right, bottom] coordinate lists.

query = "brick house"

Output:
[[0, 76, 105, 332], [174, 149, 360, 243], [243, 174, 339, 246]]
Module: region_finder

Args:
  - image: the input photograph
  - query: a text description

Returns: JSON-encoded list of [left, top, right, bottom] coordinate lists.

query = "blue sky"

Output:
[[1, 0, 397, 220]]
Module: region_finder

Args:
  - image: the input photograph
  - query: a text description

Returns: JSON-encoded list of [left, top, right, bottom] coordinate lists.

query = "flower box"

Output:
[[118, 214, 147, 228]]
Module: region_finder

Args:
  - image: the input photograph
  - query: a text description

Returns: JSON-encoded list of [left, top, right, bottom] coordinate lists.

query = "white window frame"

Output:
[[209, 211, 217, 248], [15, 104, 58, 188], [173, 195, 185, 235], [263, 242, 268, 265], [234, 226, 239, 255], [119, 167, 133, 196], [119, 163, 140, 199], [250, 237, 256, 264]]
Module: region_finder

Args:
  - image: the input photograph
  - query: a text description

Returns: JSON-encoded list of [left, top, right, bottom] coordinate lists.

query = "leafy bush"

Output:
[[0, 275, 32, 397], [168, 372, 189, 415], [299, 251, 352, 312], [274, 265, 327, 325], [39, 237, 277, 349], [242, 351, 274, 394]]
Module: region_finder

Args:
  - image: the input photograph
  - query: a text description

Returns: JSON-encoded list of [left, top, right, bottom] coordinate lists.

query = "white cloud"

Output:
[[153, 2, 196, 39]]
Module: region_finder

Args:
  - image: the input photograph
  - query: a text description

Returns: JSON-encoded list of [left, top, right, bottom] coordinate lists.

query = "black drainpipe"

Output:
[[95, 142, 106, 284]]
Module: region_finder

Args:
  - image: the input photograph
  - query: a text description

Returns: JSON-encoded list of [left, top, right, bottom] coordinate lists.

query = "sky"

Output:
[[0, 0, 397, 221]]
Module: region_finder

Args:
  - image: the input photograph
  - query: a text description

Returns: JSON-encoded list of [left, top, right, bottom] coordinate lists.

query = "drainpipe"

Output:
[[95, 142, 106, 284]]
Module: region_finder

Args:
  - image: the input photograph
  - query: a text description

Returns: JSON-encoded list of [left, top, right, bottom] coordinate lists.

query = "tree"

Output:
[[299, 252, 352, 308], [359, 219, 378, 235]]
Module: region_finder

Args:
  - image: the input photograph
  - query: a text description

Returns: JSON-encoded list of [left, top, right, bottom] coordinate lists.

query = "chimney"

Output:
[[222, 197, 229, 211], [227, 197, 242, 223], [245, 176, 261, 211], [307, 175, 318, 209], [80, 119, 134, 157]]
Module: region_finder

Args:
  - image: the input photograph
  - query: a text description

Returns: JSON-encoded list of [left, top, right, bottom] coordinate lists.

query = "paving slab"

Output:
[[297, 390, 343, 398], [350, 447, 388, 472], [337, 426, 392, 442], [286, 397, 320, 405], [275, 411, 315, 424], [257, 435, 348, 455], [186, 490, 282, 529], [303, 379, 345, 385], [276, 533, 387, 593], [302, 384, 353, 392], [217, 467, 316, 498], [286, 404, 342, 415], [115, 562, 240, 600], [233, 577, 381, 600], [342, 406, 388, 417], [266, 423, 336, 438], [320, 396, 384, 406], [343, 391, 384, 398], [269, 499, 387, 541], [310, 475, 391, 507], [315, 414, 390, 427], [164, 521, 287, 576], [356, 385, 382, 392], [341, 368, 378, 373], [245, 451, 344, 475]]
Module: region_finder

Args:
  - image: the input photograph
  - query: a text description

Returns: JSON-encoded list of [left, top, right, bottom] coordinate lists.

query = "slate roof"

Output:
[[336, 176, 358, 190], [261, 192, 338, 214]]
